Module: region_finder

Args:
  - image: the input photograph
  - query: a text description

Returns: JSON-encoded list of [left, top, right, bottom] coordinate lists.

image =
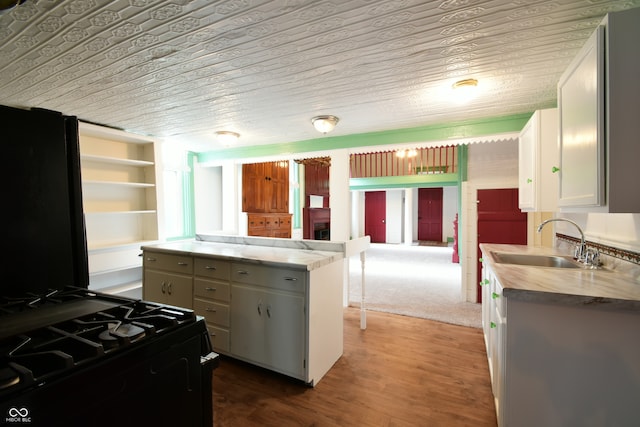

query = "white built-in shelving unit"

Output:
[[79, 122, 160, 292]]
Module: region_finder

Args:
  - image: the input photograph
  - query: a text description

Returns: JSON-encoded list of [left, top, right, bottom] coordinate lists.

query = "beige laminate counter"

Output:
[[480, 244, 640, 310]]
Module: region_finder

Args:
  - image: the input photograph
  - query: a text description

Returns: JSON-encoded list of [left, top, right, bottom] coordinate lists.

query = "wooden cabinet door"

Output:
[[305, 164, 330, 198], [243, 162, 288, 214], [268, 162, 289, 213], [242, 163, 267, 212]]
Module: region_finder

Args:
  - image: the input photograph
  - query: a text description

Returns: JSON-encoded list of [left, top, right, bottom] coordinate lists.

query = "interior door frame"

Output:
[[461, 181, 521, 303]]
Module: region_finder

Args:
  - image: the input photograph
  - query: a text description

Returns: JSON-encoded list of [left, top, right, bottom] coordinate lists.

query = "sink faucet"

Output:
[[537, 218, 588, 262]]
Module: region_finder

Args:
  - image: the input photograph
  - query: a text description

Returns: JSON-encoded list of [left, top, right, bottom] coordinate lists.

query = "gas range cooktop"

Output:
[[0, 287, 198, 400]]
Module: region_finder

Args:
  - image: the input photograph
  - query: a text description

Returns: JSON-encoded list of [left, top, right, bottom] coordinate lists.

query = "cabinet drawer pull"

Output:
[[237, 270, 249, 275], [167, 283, 173, 295], [210, 332, 216, 337], [490, 322, 497, 329], [161, 281, 166, 294], [266, 305, 271, 318], [147, 257, 157, 262], [177, 261, 188, 266], [284, 277, 298, 281], [551, 166, 560, 173], [205, 266, 217, 270], [205, 287, 217, 292], [206, 308, 217, 313]]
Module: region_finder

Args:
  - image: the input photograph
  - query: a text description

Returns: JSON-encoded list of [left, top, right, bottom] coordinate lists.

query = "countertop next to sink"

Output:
[[141, 238, 345, 271], [480, 244, 640, 310]]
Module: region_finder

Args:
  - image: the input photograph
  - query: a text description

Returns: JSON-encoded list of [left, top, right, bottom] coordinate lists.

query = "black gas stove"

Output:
[[0, 287, 218, 427]]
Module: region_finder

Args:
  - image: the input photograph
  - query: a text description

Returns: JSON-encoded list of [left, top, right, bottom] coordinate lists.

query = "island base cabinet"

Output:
[[230, 284, 305, 380], [501, 298, 640, 427], [143, 270, 193, 309]]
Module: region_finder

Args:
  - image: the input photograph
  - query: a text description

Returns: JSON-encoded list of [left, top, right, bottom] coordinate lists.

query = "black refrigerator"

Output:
[[2, 105, 89, 296]]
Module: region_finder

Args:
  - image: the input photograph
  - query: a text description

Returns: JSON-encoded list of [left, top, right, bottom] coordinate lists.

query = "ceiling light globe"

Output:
[[311, 115, 339, 134], [215, 131, 240, 144]]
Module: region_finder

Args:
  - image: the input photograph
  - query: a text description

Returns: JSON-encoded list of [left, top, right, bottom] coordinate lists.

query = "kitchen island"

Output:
[[480, 243, 640, 427], [141, 234, 352, 386]]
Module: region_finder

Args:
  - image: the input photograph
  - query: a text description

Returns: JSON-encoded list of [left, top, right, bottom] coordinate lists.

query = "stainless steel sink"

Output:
[[491, 252, 581, 268]]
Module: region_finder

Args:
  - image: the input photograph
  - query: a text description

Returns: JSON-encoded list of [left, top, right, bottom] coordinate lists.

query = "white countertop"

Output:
[[141, 239, 345, 271], [480, 244, 640, 310]]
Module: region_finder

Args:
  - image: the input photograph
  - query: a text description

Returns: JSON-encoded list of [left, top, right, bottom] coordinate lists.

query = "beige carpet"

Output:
[[348, 243, 482, 328]]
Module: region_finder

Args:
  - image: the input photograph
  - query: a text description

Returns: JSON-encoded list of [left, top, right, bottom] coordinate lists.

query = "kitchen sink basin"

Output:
[[491, 252, 581, 268]]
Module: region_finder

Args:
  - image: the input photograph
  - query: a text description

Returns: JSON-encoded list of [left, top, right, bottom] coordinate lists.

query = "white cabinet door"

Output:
[[557, 26, 605, 208], [519, 109, 559, 212], [262, 288, 305, 378], [231, 284, 305, 379], [143, 269, 192, 308], [518, 116, 536, 210], [230, 285, 267, 360]]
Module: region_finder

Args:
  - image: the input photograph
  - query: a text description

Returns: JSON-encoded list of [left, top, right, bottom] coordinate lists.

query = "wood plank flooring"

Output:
[[212, 308, 497, 427]]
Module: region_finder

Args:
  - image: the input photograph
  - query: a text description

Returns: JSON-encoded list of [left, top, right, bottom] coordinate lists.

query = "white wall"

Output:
[[385, 189, 404, 244], [194, 164, 222, 233], [551, 212, 640, 253]]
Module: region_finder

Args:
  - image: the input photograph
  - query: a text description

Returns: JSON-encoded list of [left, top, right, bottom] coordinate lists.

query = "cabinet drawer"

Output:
[[194, 298, 230, 327], [194, 278, 230, 302], [143, 251, 193, 274], [231, 263, 306, 293], [207, 325, 229, 354], [247, 214, 266, 228], [194, 257, 230, 280]]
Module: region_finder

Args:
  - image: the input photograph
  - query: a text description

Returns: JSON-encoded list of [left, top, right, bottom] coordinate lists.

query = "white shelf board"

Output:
[[81, 153, 154, 167]]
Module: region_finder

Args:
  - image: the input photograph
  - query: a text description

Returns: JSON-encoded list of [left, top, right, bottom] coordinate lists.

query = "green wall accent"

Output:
[[196, 112, 529, 163]]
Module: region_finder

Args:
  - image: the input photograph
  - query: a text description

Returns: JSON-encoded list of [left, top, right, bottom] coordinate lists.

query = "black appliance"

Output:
[[0, 106, 217, 427]]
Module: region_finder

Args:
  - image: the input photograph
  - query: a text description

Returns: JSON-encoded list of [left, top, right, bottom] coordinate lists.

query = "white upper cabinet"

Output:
[[518, 108, 559, 212], [557, 7, 640, 213]]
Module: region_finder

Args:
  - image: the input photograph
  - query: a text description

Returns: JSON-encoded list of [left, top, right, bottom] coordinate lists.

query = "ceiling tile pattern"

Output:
[[1, 0, 638, 151]]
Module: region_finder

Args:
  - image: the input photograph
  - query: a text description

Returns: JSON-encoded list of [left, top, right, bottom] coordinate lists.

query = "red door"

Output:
[[417, 187, 443, 241], [476, 188, 527, 302], [365, 191, 386, 243]]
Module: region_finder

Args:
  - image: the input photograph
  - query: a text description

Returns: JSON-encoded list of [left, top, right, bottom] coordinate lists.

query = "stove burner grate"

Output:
[[98, 323, 147, 350]]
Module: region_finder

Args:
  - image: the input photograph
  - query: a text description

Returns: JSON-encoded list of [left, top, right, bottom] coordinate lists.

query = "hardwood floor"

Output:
[[212, 308, 498, 426]]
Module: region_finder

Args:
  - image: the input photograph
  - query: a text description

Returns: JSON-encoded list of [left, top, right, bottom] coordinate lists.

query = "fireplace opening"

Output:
[[314, 223, 330, 240]]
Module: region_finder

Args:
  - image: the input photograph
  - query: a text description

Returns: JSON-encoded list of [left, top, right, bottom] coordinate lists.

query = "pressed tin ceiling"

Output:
[[1, 0, 639, 152]]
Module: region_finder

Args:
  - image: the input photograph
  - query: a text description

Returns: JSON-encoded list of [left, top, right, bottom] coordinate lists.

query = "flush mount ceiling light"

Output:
[[311, 115, 339, 134], [451, 78, 478, 103], [396, 148, 418, 158], [215, 131, 239, 145]]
